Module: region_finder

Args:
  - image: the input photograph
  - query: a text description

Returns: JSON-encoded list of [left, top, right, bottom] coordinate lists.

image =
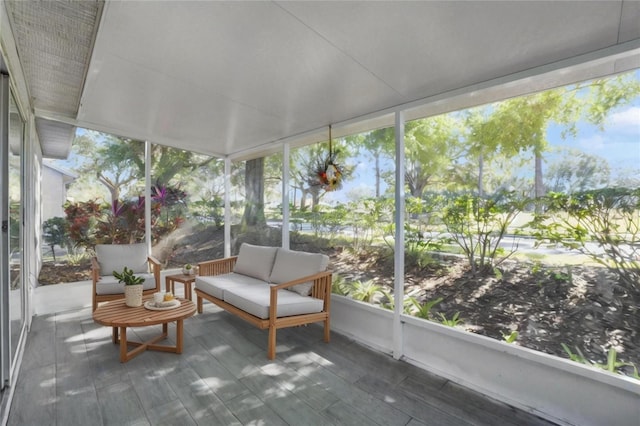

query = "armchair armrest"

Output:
[[91, 257, 100, 283], [147, 256, 161, 291], [269, 270, 333, 320], [198, 256, 238, 276]]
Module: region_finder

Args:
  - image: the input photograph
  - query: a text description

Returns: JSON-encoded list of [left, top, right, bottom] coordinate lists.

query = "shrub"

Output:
[[532, 187, 640, 293]]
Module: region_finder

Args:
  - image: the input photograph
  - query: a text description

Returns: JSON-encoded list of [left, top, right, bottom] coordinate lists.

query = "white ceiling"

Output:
[[5, 1, 640, 159]]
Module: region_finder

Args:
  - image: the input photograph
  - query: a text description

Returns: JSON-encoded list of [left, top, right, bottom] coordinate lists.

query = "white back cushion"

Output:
[[233, 243, 278, 282], [270, 249, 330, 296], [96, 243, 148, 275]]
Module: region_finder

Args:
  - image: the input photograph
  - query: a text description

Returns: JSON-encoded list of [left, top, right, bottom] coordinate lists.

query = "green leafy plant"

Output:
[[349, 279, 384, 303], [501, 330, 519, 344], [561, 343, 590, 365], [531, 188, 640, 293], [407, 296, 443, 320], [66, 252, 90, 266], [437, 311, 463, 327], [441, 190, 526, 275], [331, 273, 350, 296], [379, 290, 414, 313], [113, 267, 145, 286], [561, 344, 640, 380]]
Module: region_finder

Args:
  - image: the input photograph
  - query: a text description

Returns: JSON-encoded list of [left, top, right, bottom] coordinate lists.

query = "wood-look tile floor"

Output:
[[8, 304, 555, 425]]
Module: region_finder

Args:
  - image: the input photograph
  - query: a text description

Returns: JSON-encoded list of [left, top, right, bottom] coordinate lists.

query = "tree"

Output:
[[241, 158, 266, 228], [42, 217, 71, 261], [348, 127, 395, 198], [545, 149, 610, 193], [473, 73, 640, 205], [71, 131, 217, 203], [404, 116, 462, 197]]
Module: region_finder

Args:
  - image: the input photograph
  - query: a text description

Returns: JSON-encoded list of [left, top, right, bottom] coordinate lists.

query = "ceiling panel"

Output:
[[4, 1, 638, 159]]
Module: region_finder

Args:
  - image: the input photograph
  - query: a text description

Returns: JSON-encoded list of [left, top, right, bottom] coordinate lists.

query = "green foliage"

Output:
[[66, 252, 90, 266], [344, 197, 393, 253], [190, 197, 224, 227], [561, 343, 589, 364], [531, 187, 640, 292], [64, 199, 102, 248], [404, 116, 462, 197], [407, 297, 443, 320], [501, 330, 519, 344], [349, 280, 384, 303], [379, 290, 414, 313], [295, 204, 349, 242], [437, 311, 463, 327], [331, 274, 350, 296], [561, 344, 640, 380], [112, 267, 145, 286], [42, 217, 71, 262], [64, 187, 185, 249], [441, 190, 525, 275]]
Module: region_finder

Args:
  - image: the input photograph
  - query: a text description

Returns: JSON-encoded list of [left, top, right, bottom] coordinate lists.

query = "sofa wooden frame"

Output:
[[195, 256, 333, 360], [92, 255, 162, 312]]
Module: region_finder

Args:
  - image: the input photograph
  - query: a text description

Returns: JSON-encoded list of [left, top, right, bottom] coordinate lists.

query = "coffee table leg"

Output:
[[176, 319, 184, 354], [112, 327, 118, 344], [119, 326, 128, 362]]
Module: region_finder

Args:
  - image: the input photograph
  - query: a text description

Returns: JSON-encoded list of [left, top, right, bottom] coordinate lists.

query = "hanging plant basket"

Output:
[[313, 125, 344, 192]]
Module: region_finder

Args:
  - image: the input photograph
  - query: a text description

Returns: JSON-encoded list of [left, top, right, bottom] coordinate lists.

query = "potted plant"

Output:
[[113, 267, 145, 307], [182, 263, 194, 275]]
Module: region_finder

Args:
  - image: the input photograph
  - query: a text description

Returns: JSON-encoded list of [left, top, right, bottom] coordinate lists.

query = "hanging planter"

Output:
[[314, 125, 344, 192]]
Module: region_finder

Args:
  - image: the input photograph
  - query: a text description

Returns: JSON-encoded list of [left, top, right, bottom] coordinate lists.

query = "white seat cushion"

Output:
[[270, 249, 330, 296], [195, 273, 267, 300], [223, 285, 324, 319], [95, 273, 157, 295], [95, 243, 149, 274], [233, 244, 278, 282]]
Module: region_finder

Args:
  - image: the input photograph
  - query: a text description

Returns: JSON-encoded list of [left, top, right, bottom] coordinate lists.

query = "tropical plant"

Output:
[[561, 344, 640, 380], [66, 252, 90, 266], [407, 296, 443, 320], [437, 312, 463, 327], [331, 274, 350, 296], [501, 330, 519, 344], [379, 290, 414, 313], [349, 280, 384, 303]]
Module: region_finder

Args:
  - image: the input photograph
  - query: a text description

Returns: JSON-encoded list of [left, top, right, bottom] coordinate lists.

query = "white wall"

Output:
[[40, 166, 67, 222]]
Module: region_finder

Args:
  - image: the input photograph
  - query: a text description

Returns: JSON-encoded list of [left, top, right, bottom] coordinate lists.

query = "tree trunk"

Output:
[[241, 158, 266, 229], [534, 152, 545, 213], [478, 152, 484, 197], [375, 152, 381, 198]]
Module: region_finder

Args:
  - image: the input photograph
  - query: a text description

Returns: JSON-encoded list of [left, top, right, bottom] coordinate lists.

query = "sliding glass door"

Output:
[[1, 75, 26, 391]]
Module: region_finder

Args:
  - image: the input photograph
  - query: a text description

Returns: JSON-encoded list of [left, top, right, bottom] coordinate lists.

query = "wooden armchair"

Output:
[[92, 243, 161, 311]]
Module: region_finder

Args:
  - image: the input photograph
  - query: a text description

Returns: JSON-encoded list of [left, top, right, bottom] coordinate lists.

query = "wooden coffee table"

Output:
[[93, 297, 196, 362]]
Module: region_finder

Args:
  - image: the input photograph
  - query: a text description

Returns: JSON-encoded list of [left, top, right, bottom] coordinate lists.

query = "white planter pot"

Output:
[[124, 285, 143, 307]]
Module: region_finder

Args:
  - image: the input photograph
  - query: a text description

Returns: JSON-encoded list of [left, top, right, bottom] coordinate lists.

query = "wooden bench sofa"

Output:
[[194, 243, 332, 359]]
